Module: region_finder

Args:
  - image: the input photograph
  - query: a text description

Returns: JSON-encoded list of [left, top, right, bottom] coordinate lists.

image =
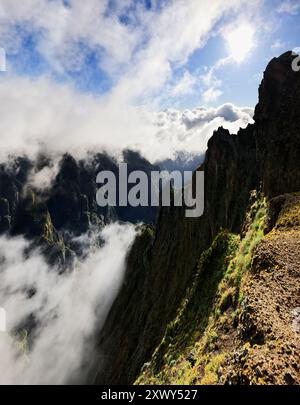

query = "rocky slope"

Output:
[[93, 51, 300, 385], [135, 193, 300, 385]]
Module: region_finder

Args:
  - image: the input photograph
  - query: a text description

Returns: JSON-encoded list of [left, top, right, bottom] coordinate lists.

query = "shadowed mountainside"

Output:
[[93, 51, 300, 385], [0, 150, 159, 266]]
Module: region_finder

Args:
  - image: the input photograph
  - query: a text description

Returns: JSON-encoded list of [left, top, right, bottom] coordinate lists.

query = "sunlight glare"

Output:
[[225, 23, 255, 63]]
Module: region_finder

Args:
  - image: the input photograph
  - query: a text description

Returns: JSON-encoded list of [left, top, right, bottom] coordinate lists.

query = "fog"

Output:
[[0, 223, 136, 384]]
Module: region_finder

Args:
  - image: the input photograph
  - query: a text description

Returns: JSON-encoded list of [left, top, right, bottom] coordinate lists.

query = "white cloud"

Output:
[[169, 71, 198, 97], [0, 0, 254, 104], [276, 0, 300, 15], [199, 65, 223, 104], [27, 158, 60, 191], [0, 75, 254, 164], [153, 103, 254, 159], [203, 87, 223, 103], [181, 103, 254, 129], [0, 0, 260, 164], [223, 22, 255, 63], [271, 39, 285, 50], [0, 0, 140, 75], [292, 47, 300, 55], [108, 0, 251, 104], [199, 14, 260, 103], [0, 223, 136, 384]]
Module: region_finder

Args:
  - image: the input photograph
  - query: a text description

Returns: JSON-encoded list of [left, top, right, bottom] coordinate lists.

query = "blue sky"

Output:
[[0, 0, 299, 162], [1, 0, 299, 108]]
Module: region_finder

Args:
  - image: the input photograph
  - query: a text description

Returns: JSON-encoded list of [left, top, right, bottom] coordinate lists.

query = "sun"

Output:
[[224, 23, 255, 63]]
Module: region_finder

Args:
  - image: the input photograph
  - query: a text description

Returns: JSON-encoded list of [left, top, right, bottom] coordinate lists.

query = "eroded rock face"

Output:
[[254, 51, 300, 198], [0, 157, 32, 234], [94, 52, 300, 385]]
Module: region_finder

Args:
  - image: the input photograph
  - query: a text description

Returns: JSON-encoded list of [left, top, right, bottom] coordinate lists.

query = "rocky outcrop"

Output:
[[0, 157, 32, 234], [254, 51, 300, 198]]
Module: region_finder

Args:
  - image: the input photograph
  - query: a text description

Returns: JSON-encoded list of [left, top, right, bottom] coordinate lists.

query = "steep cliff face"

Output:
[[0, 157, 32, 234], [93, 123, 259, 384], [94, 52, 300, 385], [254, 51, 300, 197]]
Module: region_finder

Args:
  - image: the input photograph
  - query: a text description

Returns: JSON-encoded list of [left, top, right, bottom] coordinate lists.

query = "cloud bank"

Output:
[[0, 0, 251, 97], [0, 223, 136, 384], [0, 75, 253, 164], [0, 0, 257, 164]]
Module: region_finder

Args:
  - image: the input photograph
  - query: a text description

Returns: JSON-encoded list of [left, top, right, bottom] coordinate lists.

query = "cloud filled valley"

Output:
[[0, 223, 136, 384]]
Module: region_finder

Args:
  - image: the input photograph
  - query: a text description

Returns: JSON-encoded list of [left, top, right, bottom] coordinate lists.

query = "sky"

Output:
[[0, 0, 299, 162]]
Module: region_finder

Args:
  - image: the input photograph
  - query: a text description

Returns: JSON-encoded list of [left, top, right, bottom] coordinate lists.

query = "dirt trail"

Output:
[[225, 194, 300, 384]]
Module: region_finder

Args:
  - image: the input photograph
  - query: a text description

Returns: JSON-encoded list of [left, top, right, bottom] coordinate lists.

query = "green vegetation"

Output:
[[218, 195, 267, 307], [136, 194, 268, 385], [11, 329, 29, 356], [44, 211, 56, 244], [200, 353, 226, 385], [43, 210, 74, 264]]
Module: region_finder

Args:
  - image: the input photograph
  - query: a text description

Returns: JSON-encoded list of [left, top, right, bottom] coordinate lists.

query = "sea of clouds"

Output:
[[0, 75, 253, 165], [0, 223, 136, 384]]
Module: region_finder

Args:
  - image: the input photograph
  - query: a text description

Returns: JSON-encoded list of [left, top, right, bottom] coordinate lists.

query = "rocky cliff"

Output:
[[93, 51, 300, 385]]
